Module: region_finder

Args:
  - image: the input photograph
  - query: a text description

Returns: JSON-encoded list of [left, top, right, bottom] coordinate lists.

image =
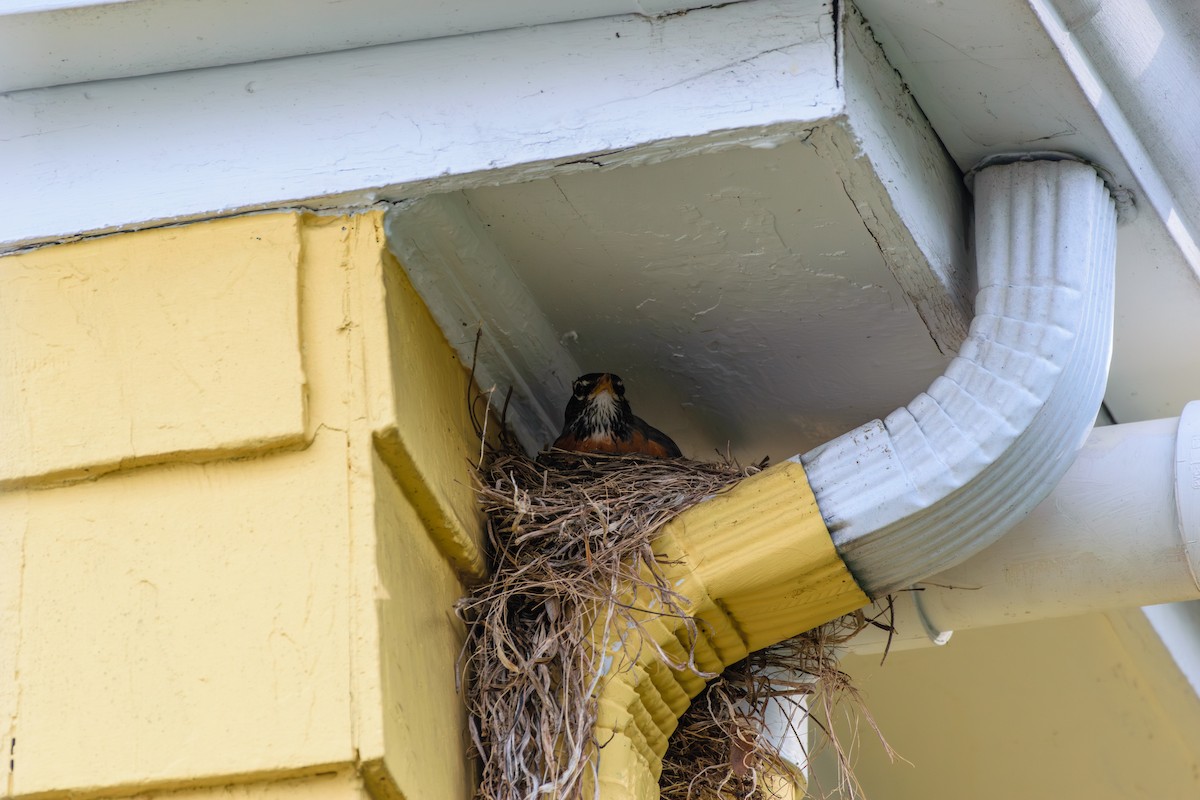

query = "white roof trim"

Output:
[[0, 0, 725, 93], [0, 0, 836, 252]]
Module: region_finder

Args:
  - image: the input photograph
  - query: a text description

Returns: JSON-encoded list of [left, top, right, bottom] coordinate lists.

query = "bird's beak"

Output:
[[590, 374, 615, 397]]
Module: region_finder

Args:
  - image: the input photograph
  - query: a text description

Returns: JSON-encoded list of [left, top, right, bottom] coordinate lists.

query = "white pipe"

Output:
[[740, 667, 811, 783], [801, 157, 1117, 597], [844, 402, 1200, 655]]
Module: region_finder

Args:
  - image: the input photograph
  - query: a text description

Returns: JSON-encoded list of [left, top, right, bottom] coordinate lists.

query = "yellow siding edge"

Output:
[[371, 433, 486, 579], [369, 237, 487, 580], [11, 764, 359, 800]]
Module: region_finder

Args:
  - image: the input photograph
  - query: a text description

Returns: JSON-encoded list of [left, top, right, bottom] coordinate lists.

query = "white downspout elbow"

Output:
[[845, 402, 1200, 654], [801, 157, 1118, 598]]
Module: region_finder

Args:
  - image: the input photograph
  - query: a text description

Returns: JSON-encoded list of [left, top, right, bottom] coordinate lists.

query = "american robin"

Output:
[[552, 373, 682, 458]]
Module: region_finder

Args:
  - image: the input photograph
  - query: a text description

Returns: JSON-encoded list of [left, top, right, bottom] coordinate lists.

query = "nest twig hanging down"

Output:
[[457, 448, 758, 800], [660, 610, 897, 800]]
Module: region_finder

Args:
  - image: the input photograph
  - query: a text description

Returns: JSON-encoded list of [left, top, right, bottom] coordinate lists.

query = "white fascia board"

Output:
[[0, 0, 724, 94], [0, 0, 838, 252]]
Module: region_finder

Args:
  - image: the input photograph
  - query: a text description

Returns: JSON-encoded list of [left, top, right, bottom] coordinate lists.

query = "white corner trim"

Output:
[[803, 158, 1117, 597], [0, 0, 837, 253], [1142, 602, 1200, 701], [383, 195, 581, 452]]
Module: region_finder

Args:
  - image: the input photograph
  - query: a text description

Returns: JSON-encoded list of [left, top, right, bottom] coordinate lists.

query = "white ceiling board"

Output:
[[459, 139, 950, 462]]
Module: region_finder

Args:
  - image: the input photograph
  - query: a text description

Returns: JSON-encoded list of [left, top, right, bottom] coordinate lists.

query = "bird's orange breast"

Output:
[[552, 428, 677, 458]]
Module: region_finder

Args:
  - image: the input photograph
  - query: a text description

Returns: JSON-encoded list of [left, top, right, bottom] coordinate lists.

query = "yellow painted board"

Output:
[[0, 215, 308, 488], [373, 451, 474, 800], [371, 243, 487, 580], [669, 461, 868, 649], [4, 434, 354, 796]]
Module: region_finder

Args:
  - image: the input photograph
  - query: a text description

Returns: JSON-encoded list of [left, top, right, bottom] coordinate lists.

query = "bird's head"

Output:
[[563, 372, 632, 438]]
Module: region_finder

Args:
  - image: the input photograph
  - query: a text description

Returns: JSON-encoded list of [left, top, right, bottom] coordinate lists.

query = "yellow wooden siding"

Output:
[[1, 210, 865, 800], [0, 211, 480, 800], [371, 241, 488, 580], [0, 216, 308, 489], [372, 450, 474, 800]]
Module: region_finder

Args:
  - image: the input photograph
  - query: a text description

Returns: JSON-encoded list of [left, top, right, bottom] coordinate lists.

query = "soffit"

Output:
[[381, 2, 970, 462], [392, 139, 953, 462]]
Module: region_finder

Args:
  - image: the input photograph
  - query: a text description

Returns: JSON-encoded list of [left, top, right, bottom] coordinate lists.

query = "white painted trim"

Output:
[[1030, 0, 1200, 277], [0, 1, 726, 93], [0, 0, 837, 252], [817, 0, 972, 352], [383, 195, 583, 451], [1143, 602, 1200, 700]]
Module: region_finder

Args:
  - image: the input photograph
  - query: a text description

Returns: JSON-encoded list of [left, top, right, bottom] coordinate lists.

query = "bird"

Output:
[[551, 372, 682, 458]]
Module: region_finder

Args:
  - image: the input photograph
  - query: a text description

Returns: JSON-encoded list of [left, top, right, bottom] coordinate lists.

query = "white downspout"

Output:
[[757, 156, 1120, 780], [844, 402, 1200, 654], [801, 156, 1117, 598]]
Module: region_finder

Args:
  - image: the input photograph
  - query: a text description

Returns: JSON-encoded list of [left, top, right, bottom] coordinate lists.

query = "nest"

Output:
[[457, 383, 889, 800], [457, 449, 753, 800], [659, 613, 894, 800]]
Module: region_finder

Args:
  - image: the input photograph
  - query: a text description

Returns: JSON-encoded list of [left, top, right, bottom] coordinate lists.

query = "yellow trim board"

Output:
[[369, 235, 488, 580], [592, 460, 868, 799], [0, 214, 307, 489]]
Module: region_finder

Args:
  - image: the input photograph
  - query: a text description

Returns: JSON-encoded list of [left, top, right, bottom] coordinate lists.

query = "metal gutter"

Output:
[[1038, 0, 1200, 273]]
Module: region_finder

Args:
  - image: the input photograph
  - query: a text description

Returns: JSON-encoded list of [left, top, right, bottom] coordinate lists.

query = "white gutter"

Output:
[[1037, 0, 1200, 273], [801, 156, 1117, 598], [844, 402, 1200, 654]]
